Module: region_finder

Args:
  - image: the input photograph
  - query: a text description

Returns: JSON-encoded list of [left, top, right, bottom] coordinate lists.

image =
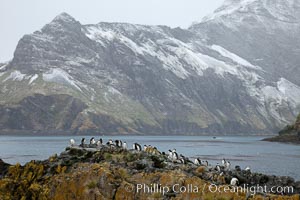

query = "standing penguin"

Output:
[[115, 140, 123, 148], [215, 163, 221, 172], [133, 143, 142, 151], [89, 137, 96, 148], [143, 145, 148, 152], [224, 161, 231, 171], [230, 177, 239, 186], [90, 137, 96, 145], [106, 139, 115, 148], [194, 158, 201, 165], [70, 139, 75, 147], [222, 158, 226, 166], [96, 138, 103, 147], [168, 150, 173, 160], [172, 149, 178, 161], [80, 138, 85, 148], [122, 142, 127, 150]]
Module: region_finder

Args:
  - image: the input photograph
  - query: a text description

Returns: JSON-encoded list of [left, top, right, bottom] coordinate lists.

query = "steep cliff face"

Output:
[[1, 0, 300, 135]]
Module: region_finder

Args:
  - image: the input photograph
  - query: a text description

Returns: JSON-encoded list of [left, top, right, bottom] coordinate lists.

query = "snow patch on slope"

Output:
[[43, 68, 82, 91], [85, 25, 263, 79], [255, 78, 300, 123], [108, 86, 122, 95], [85, 26, 116, 46], [86, 26, 146, 55], [103, 86, 124, 102], [194, 52, 239, 76], [85, 26, 192, 78], [160, 39, 242, 77], [29, 74, 39, 85], [261, 78, 300, 105], [3, 71, 28, 82], [277, 78, 300, 104], [211, 45, 260, 70], [0, 64, 7, 71], [118, 36, 145, 55], [142, 38, 239, 78], [201, 0, 300, 24], [202, 0, 257, 22]]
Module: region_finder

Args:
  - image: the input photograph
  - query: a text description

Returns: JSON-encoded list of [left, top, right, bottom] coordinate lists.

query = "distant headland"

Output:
[[264, 113, 300, 145]]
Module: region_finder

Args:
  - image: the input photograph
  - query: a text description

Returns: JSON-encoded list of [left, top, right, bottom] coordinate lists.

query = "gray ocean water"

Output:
[[0, 136, 299, 180]]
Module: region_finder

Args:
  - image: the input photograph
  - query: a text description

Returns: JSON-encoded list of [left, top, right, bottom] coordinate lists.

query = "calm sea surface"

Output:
[[0, 135, 299, 180]]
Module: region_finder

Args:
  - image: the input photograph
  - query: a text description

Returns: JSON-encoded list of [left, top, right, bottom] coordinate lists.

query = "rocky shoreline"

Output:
[[264, 113, 300, 145], [0, 141, 299, 200], [263, 135, 300, 145]]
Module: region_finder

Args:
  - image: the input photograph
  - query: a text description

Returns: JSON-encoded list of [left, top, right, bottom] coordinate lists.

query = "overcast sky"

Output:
[[0, 0, 224, 62]]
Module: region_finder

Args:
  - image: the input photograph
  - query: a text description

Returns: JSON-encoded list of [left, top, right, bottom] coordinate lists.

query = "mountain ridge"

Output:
[[1, 1, 300, 135]]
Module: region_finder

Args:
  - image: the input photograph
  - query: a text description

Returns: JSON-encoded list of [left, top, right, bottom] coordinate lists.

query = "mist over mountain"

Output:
[[1, 0, 300, 135]]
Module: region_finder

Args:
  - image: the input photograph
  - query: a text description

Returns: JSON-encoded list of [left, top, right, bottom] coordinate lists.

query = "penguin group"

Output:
[[168, 149, 178, 161], [70, 138, 162, 156], [208, 158, 251, 186], [166, 149, 194, 164], [73, 137, 128, 149], [194, 158, 209, 167], [224, 158, 232, 171], [70, 138, 251, 186], [77, 137, 103, 148]]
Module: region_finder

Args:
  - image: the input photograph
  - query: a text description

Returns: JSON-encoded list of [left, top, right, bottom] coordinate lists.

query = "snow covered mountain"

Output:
[[0, 0, 300, 135], [190, 0, 300, 85]]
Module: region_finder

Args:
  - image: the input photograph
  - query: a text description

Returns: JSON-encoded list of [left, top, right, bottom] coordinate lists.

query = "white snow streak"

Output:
[[29, 74, 39, 85], [211, 45, 260, 70], [43, 68, 82, 91], [3, 71, 27, 82]]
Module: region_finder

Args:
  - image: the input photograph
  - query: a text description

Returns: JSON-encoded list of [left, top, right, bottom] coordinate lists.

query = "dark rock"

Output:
[[0, 159, 10, 178], [150, 155, 166, 169], [295, 181, 300, 190], [134, 159, 150, 170]]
